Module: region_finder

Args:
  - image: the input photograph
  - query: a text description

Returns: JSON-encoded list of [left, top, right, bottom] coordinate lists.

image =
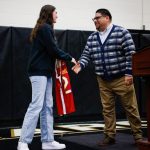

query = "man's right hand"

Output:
[[72, 62, 81, 74]]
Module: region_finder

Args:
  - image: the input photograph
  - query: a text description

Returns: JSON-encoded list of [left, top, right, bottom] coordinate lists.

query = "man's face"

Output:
[[52, 10, 58, 23], [93, 12, 107, 31]]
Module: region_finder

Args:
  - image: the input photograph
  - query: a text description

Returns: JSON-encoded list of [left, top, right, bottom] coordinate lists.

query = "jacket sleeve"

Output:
[[40, 24, 72, 61], [79, 37, 91, 70], [122, 29, 136, 75]]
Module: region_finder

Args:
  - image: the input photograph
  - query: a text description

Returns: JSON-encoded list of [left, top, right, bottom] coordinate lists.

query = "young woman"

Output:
[[17, 4, 76, 150]]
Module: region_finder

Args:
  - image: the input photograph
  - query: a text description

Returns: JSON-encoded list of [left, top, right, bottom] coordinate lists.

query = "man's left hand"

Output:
[[125, 75, 133, 86]]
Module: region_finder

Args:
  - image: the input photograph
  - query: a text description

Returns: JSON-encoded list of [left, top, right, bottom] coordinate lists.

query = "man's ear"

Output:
[[105, 16, 109, 20]]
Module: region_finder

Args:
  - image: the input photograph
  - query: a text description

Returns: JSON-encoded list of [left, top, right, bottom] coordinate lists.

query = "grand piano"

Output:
[[132, 46, 150, 150]]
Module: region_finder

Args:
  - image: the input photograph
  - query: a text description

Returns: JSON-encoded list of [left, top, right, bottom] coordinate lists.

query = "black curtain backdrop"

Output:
[[11, 27, 32, 119], [0, 27, 12, 120], [0, 26, 150, 126]]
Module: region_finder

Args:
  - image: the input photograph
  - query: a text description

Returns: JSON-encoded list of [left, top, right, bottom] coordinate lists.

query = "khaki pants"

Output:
[[97, 76, 142, 140]]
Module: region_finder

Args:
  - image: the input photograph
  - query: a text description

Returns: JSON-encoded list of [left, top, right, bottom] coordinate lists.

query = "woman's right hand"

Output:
[[71, 58, 77, 65]]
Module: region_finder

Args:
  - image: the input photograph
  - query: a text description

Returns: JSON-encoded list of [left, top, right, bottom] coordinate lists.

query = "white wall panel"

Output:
[[0, 0, 149, 30], [143, 0, 150, 30]]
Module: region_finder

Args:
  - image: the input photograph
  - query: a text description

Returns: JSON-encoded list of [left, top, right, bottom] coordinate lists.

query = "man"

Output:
[[72, 8, 143, 146]]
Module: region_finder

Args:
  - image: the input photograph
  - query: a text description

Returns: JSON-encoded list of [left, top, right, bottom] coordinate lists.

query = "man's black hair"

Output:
[[96, 8, 112, 21]]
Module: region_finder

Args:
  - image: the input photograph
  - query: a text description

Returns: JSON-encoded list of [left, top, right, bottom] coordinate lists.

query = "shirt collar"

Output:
[[99, 23, 113, 35]]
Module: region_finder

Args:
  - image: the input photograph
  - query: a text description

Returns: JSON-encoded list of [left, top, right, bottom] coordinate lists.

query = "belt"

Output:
[[100, 73, 124, 81]]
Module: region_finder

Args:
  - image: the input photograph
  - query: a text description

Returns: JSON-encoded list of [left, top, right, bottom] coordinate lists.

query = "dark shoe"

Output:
[[98, 136, 116, 146], [135, 138, 143, 144]]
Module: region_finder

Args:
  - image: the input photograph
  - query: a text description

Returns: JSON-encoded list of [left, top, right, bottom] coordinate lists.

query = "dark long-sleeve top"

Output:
[[28, 23, 72, 77]]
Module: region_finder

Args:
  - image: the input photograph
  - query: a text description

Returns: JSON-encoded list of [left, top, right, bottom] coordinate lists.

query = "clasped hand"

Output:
[[72, 62, 81, 74]]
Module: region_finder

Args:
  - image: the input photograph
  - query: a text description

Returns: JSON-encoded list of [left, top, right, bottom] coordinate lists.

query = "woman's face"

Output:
[[52, 10, 58, 23]]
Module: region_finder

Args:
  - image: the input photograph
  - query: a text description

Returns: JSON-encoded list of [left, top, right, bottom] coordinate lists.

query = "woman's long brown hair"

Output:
[[30, 5, 56, 42]]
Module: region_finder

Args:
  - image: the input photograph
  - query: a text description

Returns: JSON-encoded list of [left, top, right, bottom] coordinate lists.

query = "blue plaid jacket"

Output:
[[79, 25, 135, 79]]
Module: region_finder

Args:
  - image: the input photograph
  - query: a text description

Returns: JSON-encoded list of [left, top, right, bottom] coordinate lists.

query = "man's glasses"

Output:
[[92, 16, 103, 21]]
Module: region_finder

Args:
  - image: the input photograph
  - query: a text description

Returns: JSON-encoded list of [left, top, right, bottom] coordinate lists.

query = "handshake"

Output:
[[71, 58, 81, 74]]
